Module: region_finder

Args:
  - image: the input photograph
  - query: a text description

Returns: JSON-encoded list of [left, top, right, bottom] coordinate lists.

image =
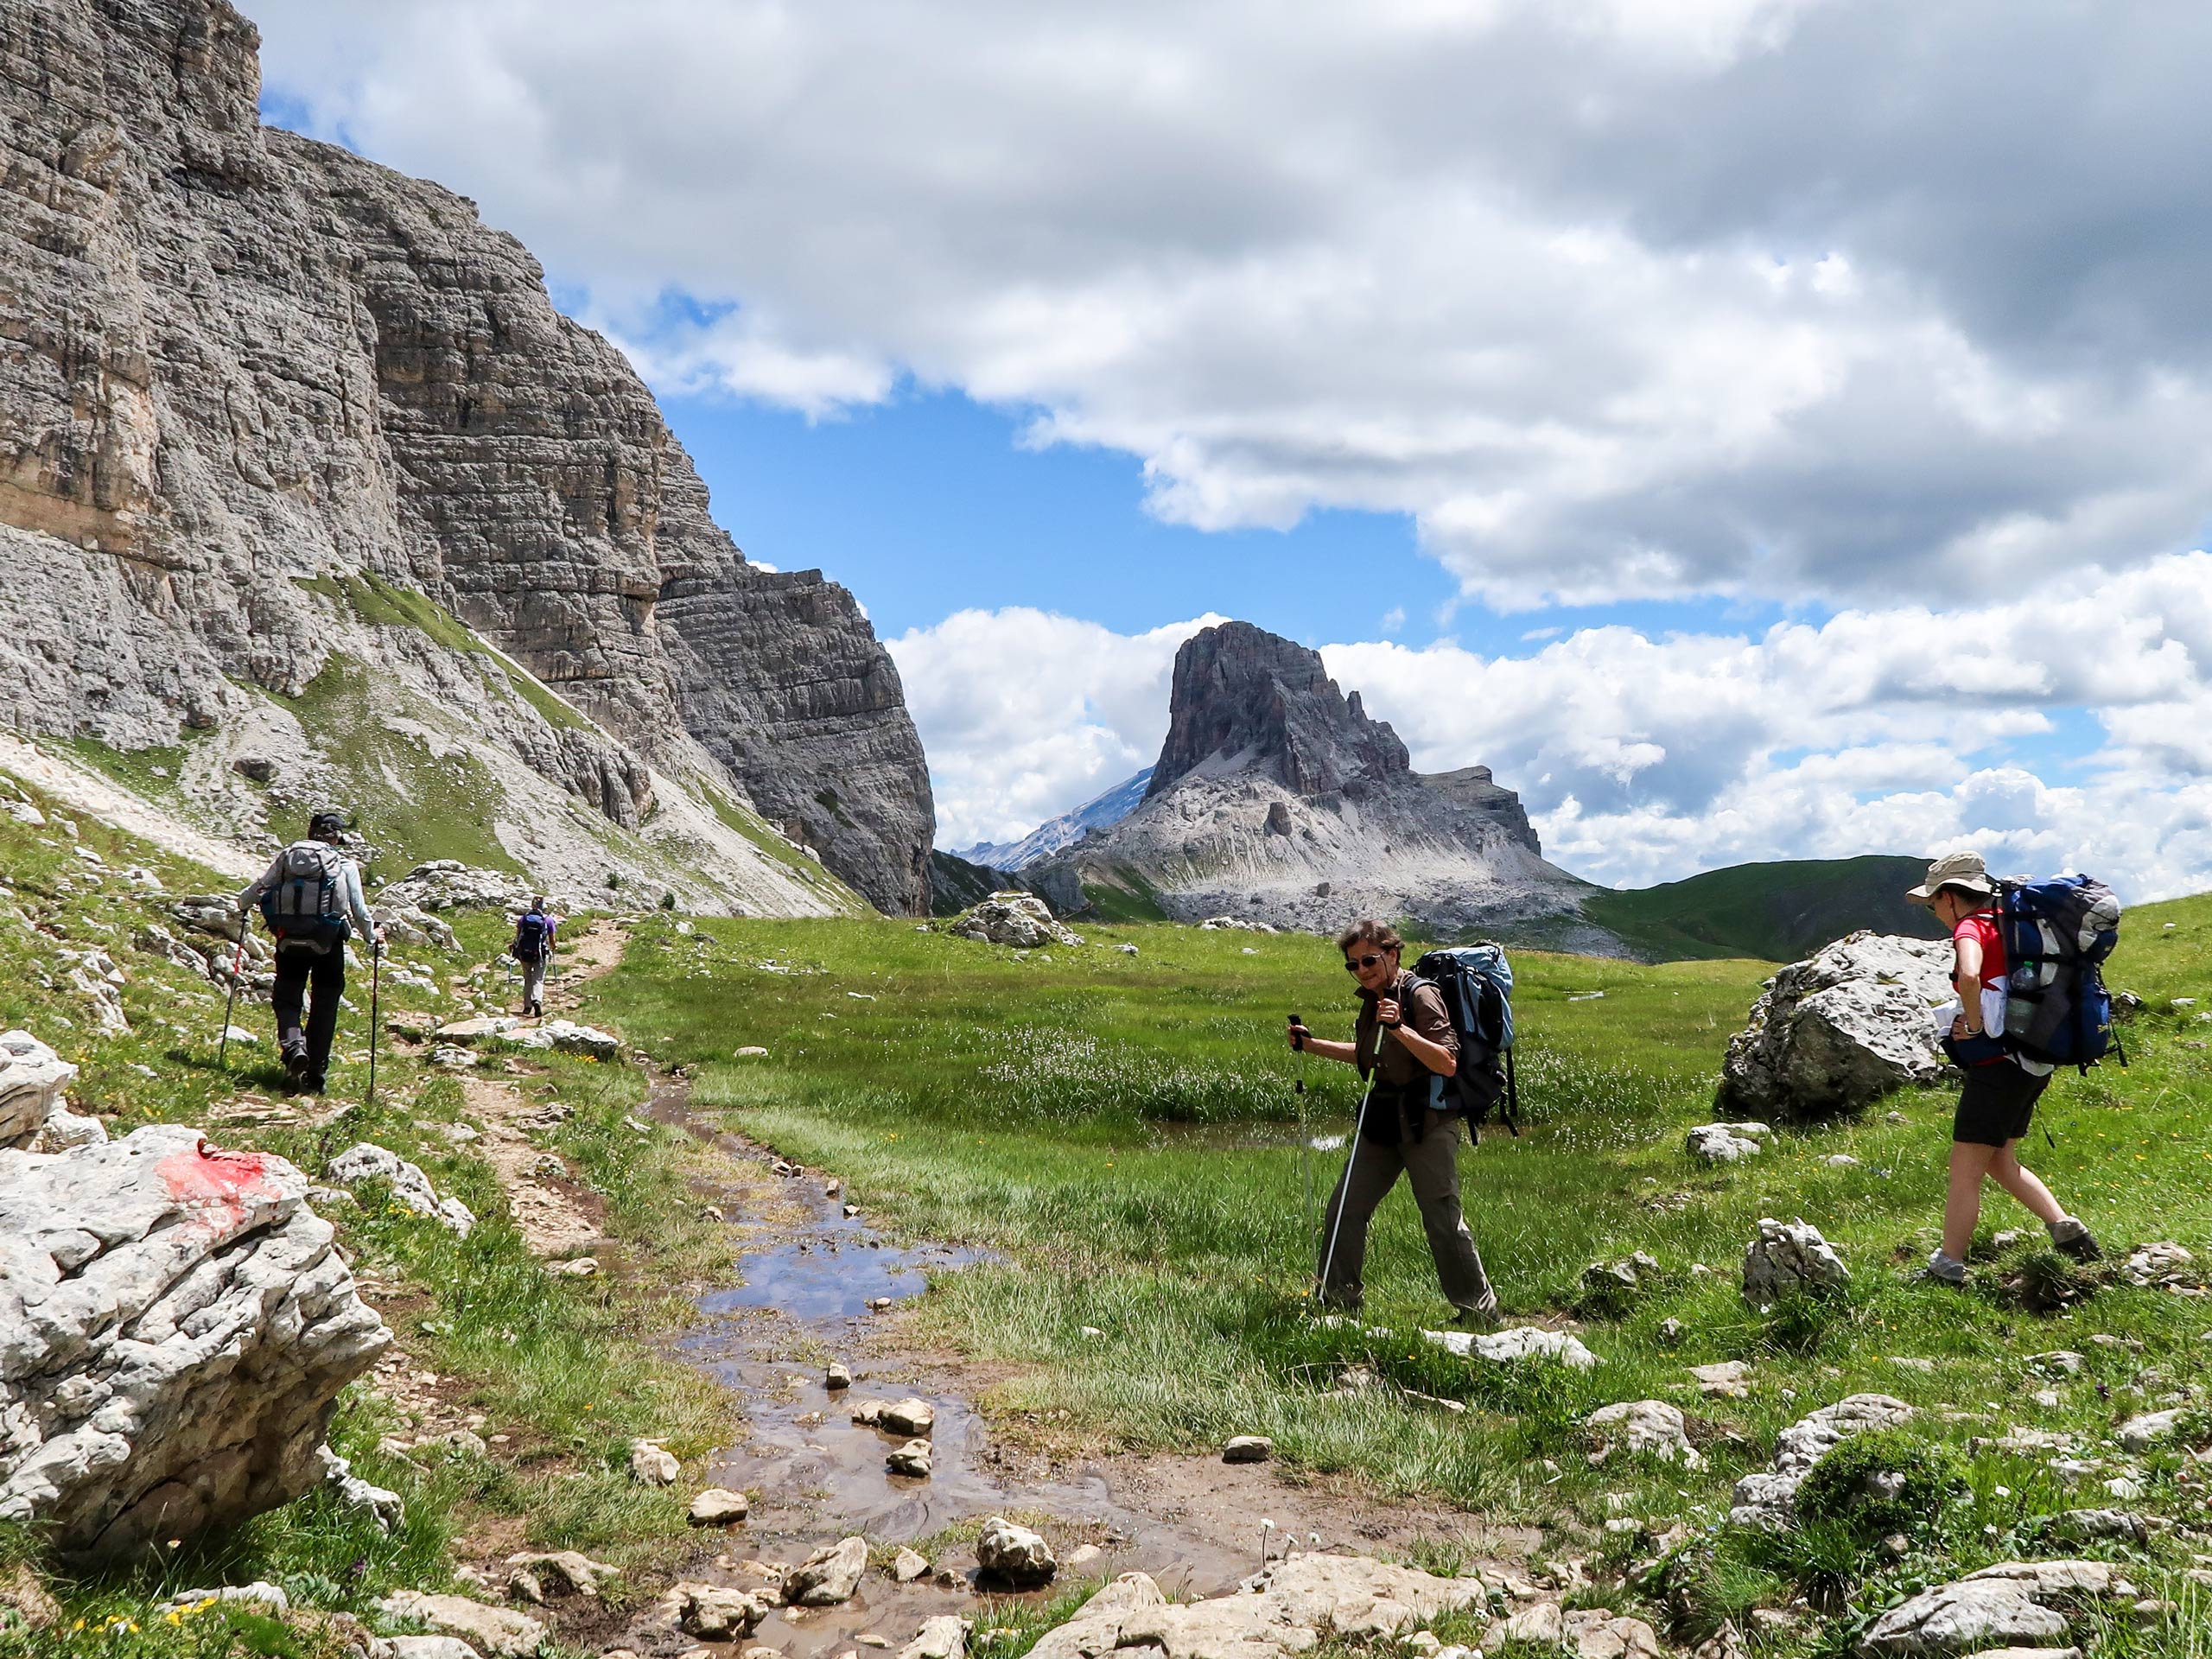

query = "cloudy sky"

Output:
[[254, 0, 2212, 897]]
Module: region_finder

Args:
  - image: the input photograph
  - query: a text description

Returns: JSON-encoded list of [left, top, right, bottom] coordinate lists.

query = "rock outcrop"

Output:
[[0, 1124, 390, 1559], [1729, 1395, 1914, 1529], [0, 0, 933, 915], [1717, 934, 1953, 1119], [1742, 1217, 1851, 1301], [945, 892, 1084, 949], [1854, 1560, 2134, 1657], [1031, 622, 1592, 936], [1028, 1554, 1489, 1659]]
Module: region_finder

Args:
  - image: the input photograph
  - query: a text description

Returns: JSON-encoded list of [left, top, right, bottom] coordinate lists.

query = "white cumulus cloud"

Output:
[[251, 0, 2212, 611]]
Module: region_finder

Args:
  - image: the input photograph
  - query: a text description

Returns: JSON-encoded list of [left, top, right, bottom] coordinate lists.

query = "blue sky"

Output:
[[247, 0, 2212, 899]]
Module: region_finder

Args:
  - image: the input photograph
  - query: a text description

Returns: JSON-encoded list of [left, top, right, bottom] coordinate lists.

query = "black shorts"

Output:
[[1953, 1062, 2050, 1147]]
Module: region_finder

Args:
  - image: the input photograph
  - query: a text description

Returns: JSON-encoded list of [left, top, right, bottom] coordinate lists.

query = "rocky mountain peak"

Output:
[[1147, 622, 1409, 800]]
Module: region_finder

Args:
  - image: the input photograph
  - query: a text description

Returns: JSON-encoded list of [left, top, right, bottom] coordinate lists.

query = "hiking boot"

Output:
[[281, 1043, 310, 1084], [2050, 1216, 2103, 1263], [1452, 1294, 1503, 1332], [1923, 1249, 1967, 1287]]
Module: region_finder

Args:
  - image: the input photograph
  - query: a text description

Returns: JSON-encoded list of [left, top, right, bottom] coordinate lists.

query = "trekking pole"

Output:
[[1315, 1084, 1373, 1306], [215, 917, 249, 1071], [1289, 1014, 1315, 1252], [365, 941, 383, 1114]]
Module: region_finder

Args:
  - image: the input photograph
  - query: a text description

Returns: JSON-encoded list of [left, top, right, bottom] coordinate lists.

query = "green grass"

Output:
[[274, 656, 521, 877], [591, 901, 2212, 1656], [1581, 855, 1948, 963], [699, 780, 867, 910], [0, 783, 747, 1651]]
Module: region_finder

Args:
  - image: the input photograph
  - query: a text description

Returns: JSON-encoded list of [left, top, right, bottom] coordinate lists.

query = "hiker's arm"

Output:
[[342, 863, 383, 944], [1286, 1023, 1357, 1065], [1954, 933, 1985, 1033], [233, 855, 281, 917], [1387, 990, 1459, 1078]]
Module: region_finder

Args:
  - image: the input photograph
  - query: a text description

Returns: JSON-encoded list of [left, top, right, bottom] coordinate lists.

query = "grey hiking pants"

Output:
[[1318, 1107, 1494, 1316], [520, 956, 548, 1008]]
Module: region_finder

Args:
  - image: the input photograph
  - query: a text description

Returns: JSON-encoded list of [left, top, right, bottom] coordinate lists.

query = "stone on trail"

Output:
[[378, 1591, 547, 1658], [2116, 1410, 2184, 1452], [899, 1616, 968, 1659], [689, 1487, 750, 1526], [1028, 1554, 1488, 1659], [2119, 1242, 2198, 1288], [511, 1020, 623, 1060], [1223, 1434, 1274, 1464], [325, 1143, 477, 1237], [947, 893, 1084, 950], [0, 1124, 389, 1560], [1687, 1122, 1773, 1163], [627, 1439, 679, 1485], [1584, 1401, 1703, 1469], [1424, 1324, 1599, 1370], [880, 1396, 936, 1436], [434, 1016, 521, 1043], [786, 1535, 871, 1605], [1729, 1394, 1914, 1529], [675, 1582, 770, 1641], [1718, 932, 1953, 1120], [826, 1361, 853, 1389], [1690, 1360, 1753, 1399], [887, 1439, 933, 1478], [1743, 1217, 1849, 1300], [892, 1547, 931, 1584], [385, 1638, 485, 1659], [976, 1516, 1056, 1586], [1853, 1560, 2135, 1657]]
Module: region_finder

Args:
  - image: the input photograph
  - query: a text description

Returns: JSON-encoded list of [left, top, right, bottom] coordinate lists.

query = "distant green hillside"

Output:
[[1581, 853, 1946, 963]]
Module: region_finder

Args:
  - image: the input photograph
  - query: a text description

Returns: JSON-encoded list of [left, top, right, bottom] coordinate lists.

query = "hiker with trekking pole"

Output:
[[234, 809, 385, 1095], [1289, 918, 1503, 1330], [512, 895, 558, 1017]]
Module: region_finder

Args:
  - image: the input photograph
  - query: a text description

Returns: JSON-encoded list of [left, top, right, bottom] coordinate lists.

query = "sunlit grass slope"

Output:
[[595, 904, 2212, 1651]]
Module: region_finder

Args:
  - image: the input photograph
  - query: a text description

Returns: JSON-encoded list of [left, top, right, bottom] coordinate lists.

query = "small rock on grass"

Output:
[[1223, 1435, 1273, 1464], [377, 1592, 545, 1658], [688, 1487, 750, 1526], [551, 1256, 597, 1278], [628, 1438, 679, 1485], [892, 1548, 931, 1583]]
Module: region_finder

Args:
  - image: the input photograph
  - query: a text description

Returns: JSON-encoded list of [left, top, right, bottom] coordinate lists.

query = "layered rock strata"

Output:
[[0, 0, 932, 912], [1033, 621, 1588, 934]]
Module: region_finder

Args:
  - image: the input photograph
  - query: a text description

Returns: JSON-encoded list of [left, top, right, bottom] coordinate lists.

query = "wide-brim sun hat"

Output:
[[1904, 849, 1998, 904]]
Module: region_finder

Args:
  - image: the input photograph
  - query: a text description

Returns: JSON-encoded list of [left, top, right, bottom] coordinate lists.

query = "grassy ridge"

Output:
[[1581, 855, 1948, 963], [595, 905, 2212, 1652]]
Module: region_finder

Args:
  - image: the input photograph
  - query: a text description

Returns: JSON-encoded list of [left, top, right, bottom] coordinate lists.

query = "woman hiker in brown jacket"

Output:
[[1289, 918, 1501, 1327]]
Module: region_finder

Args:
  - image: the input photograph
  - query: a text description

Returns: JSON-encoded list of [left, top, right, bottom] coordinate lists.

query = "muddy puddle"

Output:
[[639, 1077, 1310, 1653]]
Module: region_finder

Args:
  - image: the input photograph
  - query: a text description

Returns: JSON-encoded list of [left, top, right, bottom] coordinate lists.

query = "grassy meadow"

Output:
[[592, 903, 2212, 1654]]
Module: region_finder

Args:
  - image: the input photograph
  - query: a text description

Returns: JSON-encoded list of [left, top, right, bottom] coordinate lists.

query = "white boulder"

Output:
[[1743, 1217, 1850, 1300], [1854, 1559, 2134, 1657], [510, 1020, 621, 1060], [324, 1144, 476, 1237], [1687, 1122, 1774, 1163], [1718, 932, 1954, 1119], [948, 893, 1084, 949], [0, 1126, 390, 1560], [785, 1535, 870, 1605], [1585, 1400, 1703, 1469], [1424, 1324, 1599, 1370], [378, 1591, 545, 1657]]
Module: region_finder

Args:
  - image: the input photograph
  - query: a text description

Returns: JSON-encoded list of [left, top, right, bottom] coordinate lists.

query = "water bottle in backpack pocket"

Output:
[[1993, 874, 2124, 1070]]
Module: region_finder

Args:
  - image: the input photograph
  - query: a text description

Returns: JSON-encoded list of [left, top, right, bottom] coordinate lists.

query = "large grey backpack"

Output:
[[259, 841, 351, 950]]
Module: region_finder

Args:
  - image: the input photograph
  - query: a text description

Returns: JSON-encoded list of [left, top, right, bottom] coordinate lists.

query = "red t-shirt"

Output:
[[1951, 910, 2005, 989]]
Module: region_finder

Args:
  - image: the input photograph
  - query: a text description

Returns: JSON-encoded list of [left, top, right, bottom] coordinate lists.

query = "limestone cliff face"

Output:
[[1035, 622, 1586, 935], [0, 0, 933, 913]]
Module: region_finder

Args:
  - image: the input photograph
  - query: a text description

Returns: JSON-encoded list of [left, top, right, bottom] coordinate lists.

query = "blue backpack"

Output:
[[1994, 874, 2125, 1071], [1410, 944, 1520, 1136]]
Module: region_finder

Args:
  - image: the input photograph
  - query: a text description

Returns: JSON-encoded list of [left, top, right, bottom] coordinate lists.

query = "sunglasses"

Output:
[[1343, 953, 1388, 971]]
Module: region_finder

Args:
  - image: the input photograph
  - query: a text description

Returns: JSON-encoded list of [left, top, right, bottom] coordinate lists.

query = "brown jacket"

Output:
[[1355, 969, 1458, 1088]]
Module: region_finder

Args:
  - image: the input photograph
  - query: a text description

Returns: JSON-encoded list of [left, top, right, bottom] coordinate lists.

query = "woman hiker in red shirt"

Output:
[[1905, 851, 2101, 1286]]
